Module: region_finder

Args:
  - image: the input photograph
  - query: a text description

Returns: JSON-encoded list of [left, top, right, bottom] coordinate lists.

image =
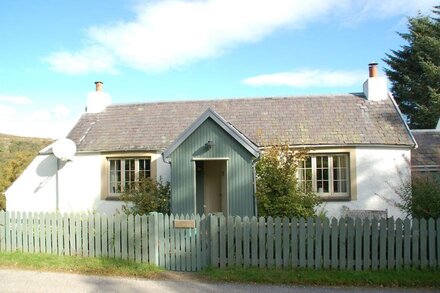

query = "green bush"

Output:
[[0, 193, 5, 211], [397, 173, 440, 219], [256, 145, 320, 218], [120, 178, 170, 215]]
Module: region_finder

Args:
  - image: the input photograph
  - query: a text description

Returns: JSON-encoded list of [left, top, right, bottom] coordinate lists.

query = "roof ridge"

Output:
[[107, 92, 366, 108]]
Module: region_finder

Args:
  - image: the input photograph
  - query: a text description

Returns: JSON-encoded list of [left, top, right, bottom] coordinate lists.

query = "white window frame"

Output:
[[108, 157, 151, 195], [298, 153, 350, 200]]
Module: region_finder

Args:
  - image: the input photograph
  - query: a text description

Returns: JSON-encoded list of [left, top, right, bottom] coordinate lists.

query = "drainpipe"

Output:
[[162, 152, 172, 211]]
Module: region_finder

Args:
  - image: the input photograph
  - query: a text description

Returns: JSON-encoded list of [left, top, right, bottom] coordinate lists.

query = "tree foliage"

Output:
[[384, 6, 440, 129], [120, 178, 171, 215], [395, 173, 440, 219], [256, 145, 320, 218]]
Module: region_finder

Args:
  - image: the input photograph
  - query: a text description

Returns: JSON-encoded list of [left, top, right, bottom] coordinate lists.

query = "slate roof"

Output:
[[411, 130, 440, 167], [67, 93, 415, 152]]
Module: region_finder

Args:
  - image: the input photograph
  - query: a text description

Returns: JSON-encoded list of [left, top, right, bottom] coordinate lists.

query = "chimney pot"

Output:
[[95, 81, 103, 92], [368, 63, 378, 78]]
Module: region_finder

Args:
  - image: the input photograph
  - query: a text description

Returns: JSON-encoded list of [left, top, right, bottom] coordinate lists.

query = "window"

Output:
[[298, 154, 350, 199], [108, 158, 151, 194]]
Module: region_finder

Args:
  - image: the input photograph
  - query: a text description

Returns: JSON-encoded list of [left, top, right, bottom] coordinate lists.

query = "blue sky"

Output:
[[0, 0, 436, 138]]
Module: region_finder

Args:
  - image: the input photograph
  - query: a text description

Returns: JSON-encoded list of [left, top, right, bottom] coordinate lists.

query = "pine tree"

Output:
[[384, 6, 440, 129]]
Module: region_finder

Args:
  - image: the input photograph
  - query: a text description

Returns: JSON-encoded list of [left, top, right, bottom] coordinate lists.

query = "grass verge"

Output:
[[199, 266, 440, 288], [0, 252, 163, 279], [1, 252, 440, 288]]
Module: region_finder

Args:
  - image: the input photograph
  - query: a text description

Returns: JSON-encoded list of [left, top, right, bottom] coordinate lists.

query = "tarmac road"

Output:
[[0, 268, 439, 293]]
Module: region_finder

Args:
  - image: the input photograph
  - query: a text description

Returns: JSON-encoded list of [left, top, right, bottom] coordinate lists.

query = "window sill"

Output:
[[319, 196, 351, 202], [105, 195, 122, 201]]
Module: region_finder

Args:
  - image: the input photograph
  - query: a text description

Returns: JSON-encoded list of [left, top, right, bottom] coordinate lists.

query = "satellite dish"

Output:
[[52, 138, 77, 161]]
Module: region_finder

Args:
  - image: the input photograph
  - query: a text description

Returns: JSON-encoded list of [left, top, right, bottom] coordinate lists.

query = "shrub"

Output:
[[120, 178, 170, 215], [396, 173, 440, 219], [0, 193, 5, 211], [256, 145, 320, 218]]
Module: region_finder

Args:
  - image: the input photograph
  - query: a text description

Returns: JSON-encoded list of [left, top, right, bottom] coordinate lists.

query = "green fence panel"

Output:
[[307, 218, 315, 269], [428, 218, 436, 268], [219, 215, 227, 268], [338, 218, 346, 270], [323, 218, 330, 269], [267, 217, 274, 267], [275, 217, 282, 268], [403, 218, 411, 269], [331, 218, 339, 269], [412, 218, 420, 268], [395, 218, 403, 269], [420, 219, 427, 269], [258, 217, 266, 268], [243, 216, 250, 268], [282, 217, 290, 268], [315, 217, 323, 269], [291, 218, 298, 268], [379, 218, 387, 270]]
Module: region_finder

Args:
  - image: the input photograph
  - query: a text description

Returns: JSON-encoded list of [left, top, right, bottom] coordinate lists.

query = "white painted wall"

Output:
[[322, 147, 411, 219], [7, 147, 410, 218], [6, 153, 171, 215]]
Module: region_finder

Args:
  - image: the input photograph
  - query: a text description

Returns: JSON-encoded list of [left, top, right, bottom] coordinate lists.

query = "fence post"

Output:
[[148, 212, 159, 266], [210, 214, 218, 267]]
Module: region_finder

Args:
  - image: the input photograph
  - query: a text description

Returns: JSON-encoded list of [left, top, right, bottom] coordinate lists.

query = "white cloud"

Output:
[[44, 0, 436, 74], [0, 103, 78, 139], [45, 0, 338, 73], [0, 105, 17, 117], [45, 46, 118, 75], [0, 95, 32, 105], [242, 69, 365, 88]]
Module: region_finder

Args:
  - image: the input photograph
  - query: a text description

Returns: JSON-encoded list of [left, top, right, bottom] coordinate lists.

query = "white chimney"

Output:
[[86, 81, 111, 113], [363, 63, 388, 101]]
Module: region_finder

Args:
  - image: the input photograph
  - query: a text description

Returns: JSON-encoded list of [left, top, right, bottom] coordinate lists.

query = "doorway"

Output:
[[195, 160, 227, 215]]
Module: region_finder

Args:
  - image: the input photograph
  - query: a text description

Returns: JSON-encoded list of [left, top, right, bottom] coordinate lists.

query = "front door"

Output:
[[195, 160, 227, 215]]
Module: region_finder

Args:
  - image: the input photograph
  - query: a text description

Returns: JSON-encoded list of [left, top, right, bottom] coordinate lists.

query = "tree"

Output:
[[256, 145, 320, 218], [394, 173, 440, 219], [120, 178, 171, 215], [383, 6, 440, 129]]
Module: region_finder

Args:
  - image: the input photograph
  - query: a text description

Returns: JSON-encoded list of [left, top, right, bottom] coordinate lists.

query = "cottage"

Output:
[[6, 64, 416, 218]]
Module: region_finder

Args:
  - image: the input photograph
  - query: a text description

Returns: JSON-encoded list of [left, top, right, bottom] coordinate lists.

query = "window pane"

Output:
[[125, 159, 136, 189], [316, 156, 329, 193], [306, 157, 312, 168], [323, 181, 329, 192], [139, 159, 151, 179], [332, 155, 349, 194], [298, 157, 312, 191], [109, 159, 122, 193]]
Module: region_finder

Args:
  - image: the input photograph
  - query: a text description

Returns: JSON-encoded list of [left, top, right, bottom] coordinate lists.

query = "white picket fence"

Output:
[[0, 211, 439, 271]]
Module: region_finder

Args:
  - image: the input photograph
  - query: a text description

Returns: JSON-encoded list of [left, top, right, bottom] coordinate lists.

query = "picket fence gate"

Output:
[[0, 211, 440, 271]]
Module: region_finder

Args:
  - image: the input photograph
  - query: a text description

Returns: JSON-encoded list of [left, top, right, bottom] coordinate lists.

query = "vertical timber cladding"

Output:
[[169, 118, 255, 217]]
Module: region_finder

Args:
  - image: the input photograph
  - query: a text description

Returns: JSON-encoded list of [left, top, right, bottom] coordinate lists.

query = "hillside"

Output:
[[0, 133, 53, 210]]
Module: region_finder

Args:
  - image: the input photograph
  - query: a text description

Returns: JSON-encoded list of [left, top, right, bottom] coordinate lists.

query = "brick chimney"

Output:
[[363, 63, 388, 101], [86, 81, 111, 113]]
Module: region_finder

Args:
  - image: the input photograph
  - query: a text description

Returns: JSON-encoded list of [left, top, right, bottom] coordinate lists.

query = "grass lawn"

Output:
[[0, 252, 163, 279], [1, 252, 439, 288], [199, 266, 440, 288]]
